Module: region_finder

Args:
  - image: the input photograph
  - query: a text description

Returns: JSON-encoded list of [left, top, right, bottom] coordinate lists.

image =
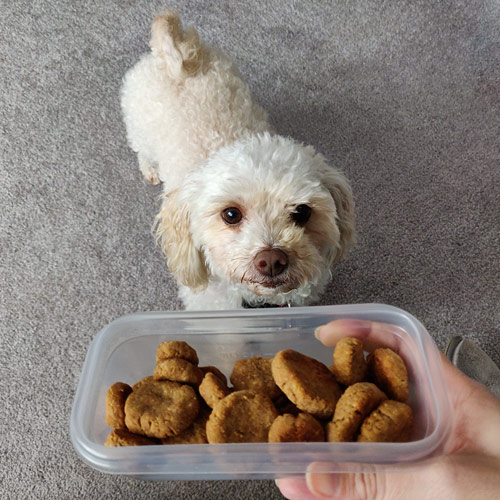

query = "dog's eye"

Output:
[[291, 204, 312, 225], [221, 207, 243, 225]]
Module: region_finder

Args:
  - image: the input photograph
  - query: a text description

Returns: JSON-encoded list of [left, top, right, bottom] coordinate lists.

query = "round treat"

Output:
[[124, 379, 199, 438], [199, 372, 231, 408], [269, 412, 325, 442], [271, 350, 342, 419], [331, 337, 367, 386], [326, 382, 387, 442], [206, 390, 279, 443], [230, 356, 282, 399], [105, 382, 132, 429], [357, 400, 413, 442], [200, 365, 228, 385], [105, 428, 157, 447], [161, 406, 211, 445], [154, 357, 203, 385], [132, 376, 154, 391], [156, 340, 199, 366], [368, 348, 409, 402]]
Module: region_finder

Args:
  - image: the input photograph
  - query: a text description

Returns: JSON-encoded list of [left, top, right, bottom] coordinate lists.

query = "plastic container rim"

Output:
[[70, 303, 452, 478]]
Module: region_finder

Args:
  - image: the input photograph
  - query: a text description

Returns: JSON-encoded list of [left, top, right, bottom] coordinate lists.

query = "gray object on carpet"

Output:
[[446, 336, 500, 399], [1, 1, 499, 499]]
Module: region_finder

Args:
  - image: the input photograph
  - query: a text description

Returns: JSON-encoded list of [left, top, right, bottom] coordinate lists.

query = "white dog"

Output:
[[121, 11, 356, 310]]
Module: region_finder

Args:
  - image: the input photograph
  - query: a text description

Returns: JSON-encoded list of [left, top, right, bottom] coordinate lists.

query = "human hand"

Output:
[[276, 319, 500, 500]]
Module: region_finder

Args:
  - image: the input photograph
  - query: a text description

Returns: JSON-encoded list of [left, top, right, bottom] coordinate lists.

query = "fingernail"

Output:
[[274, 479, 280, 487], [308, 473, 337, 497], [314, 326, 323, 339], [337, 318, 367, 329]]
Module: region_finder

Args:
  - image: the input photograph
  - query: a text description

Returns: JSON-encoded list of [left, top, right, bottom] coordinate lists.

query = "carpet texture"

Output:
[[1, 1, 499, 498]]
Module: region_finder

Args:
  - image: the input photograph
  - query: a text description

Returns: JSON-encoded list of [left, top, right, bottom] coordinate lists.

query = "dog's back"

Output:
[[120, 10, 271, 191]]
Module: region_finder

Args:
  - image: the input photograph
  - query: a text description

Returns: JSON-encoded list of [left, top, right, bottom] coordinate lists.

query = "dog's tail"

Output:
[[150, 10, 205, 79]]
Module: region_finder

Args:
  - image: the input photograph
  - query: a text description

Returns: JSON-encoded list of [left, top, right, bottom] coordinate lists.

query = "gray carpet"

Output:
[[1, 0, 499, 498]]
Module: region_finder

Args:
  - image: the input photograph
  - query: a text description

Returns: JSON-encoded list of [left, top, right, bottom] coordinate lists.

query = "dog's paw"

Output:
[[138, 154, 161, 185], [146, 172, 161, 185]]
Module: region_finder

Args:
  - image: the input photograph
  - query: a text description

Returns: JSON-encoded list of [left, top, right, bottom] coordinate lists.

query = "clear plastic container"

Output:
[[70, 304, 451, 480]]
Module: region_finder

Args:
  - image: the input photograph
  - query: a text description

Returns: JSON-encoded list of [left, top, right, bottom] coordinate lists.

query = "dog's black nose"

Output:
[[254, 249, 288, 277]]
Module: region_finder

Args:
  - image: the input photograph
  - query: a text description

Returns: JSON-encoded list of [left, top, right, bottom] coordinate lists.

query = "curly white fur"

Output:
[[121, 10, 356, 310]]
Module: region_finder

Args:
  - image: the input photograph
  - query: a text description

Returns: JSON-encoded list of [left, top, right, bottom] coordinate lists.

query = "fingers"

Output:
[[280, 464, 423, 500], [278, 455, 500, 500], [315, 319, 500, 458], [276, 477, 319, 500], [314, 319, 414, 364], [315, 319, 403, 349], [278, 461, 427, 500], [305, 461, 436, 500], [314, 318, 485, 402], [279, 464, 435, 500]]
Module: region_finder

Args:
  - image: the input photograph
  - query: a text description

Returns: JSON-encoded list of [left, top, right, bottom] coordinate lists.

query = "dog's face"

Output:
[[156, 134, 355, 305]]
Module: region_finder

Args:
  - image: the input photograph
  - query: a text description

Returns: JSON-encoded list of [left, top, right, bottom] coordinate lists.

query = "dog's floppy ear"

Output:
[[155, 189, 209, 290], [317, 159, 356, 263]]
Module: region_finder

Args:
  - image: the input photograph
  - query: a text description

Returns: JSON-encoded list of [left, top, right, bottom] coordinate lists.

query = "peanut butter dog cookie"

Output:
[[331, 337, 367, 386], [326, 382, 387, 442], [206, 390, 279, 443], [105, 382, 132, 429], [230, 356, 281, 400], [161, 406, 211, 445], [272, 350, 342, 419], [124, 379, 199, 438], [154, 357, 204, 385], [368, 348, 409, 402], [200, 365, 228, 385], [269, 412, 325, 442], [199, 372, 231, 408], [105, 428, 158, 446], [357, 399, 413, 442], [132, 376, 154, 391], [156, 340, 199, 366]]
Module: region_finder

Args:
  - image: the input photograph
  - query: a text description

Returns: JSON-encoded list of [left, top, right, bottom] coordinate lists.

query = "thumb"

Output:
[[305, 461, 436, 500]]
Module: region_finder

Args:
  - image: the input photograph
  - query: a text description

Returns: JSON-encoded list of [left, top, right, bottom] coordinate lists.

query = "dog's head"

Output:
[[156, 133, 355, 305]]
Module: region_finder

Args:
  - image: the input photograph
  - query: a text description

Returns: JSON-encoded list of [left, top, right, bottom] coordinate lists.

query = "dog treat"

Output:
[[103, 337, 414, 445], [368, 348, 409, 402], [326, 382, 387, 442], [131, 376, 154, 391], [230, 356, 282, 400], [272, 349, 342, 419], [357, 400, 413, 442], [105, 382, 133, 430], [156, 340, 199, 366], [154, 357, 204, 386], [331, 337, 367, 386], [206, 390, 279, 443], [105, 428, 158, 447], [161, 406, 211, 445], [269, 412, 325, 443], [199, 372, 232, 408], [124, 379, 199, 438], [200, 365, 228, 385]]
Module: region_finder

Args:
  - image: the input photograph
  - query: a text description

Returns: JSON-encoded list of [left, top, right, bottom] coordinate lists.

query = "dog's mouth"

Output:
[[243, 276, 297, 295], [250, 279, 285, 289]]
